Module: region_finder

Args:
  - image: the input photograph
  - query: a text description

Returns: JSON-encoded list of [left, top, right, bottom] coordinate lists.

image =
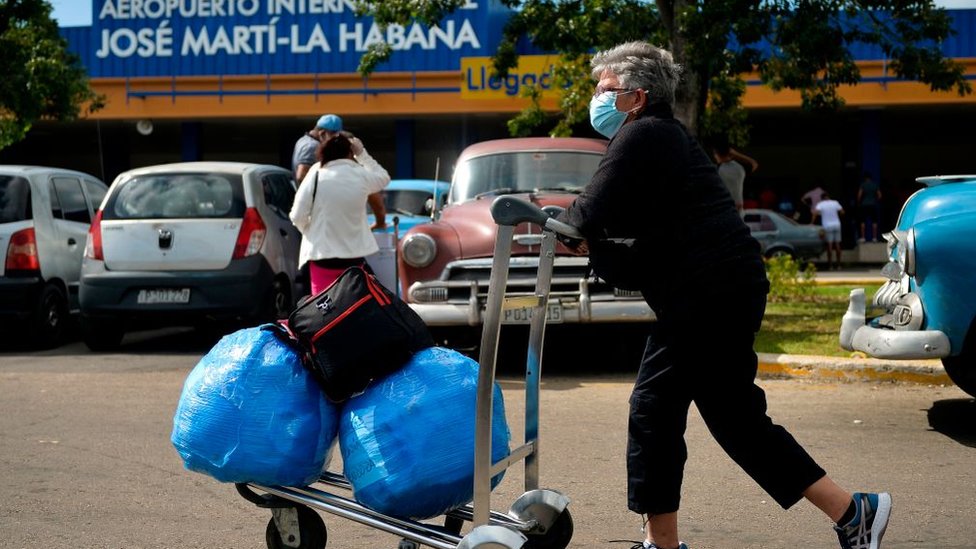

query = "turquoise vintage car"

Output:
[[368, 179, 449, 237], [840, 175, 976, 396]]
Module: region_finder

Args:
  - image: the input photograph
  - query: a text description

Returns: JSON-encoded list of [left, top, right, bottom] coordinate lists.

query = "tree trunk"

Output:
[[657, 0, 703, 135]]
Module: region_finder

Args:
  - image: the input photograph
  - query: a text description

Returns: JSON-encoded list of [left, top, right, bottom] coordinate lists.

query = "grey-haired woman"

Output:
[[559, 41, 891, 549]]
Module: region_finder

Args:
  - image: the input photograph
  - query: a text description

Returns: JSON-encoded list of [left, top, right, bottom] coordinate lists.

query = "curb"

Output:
[[757, 352, 952, 386], [774, 276, 953, 386], [813, 278, 885, 286]]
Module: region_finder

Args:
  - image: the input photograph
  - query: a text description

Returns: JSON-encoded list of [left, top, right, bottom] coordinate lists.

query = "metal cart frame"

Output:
[[238, 196, 583, 549]]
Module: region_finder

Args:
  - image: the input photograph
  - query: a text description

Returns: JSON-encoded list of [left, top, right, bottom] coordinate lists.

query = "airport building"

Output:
[[3, 0, 976, 236]]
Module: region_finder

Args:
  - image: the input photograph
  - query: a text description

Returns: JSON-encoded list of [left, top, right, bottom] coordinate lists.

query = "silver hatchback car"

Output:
[[79, 162, 302, 350], [1, 166, 108, 347]]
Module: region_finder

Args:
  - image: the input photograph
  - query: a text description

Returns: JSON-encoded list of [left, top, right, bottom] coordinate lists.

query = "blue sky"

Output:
[[50, 0, 976, 27]]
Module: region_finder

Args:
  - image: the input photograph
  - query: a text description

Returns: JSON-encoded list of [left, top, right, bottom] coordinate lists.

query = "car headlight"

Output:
[[901, 227, 916, 276], [401, 233, 437, 268]]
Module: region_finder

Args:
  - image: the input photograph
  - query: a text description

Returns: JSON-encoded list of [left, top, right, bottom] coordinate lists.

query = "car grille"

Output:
[[428, 256, 628, 303]]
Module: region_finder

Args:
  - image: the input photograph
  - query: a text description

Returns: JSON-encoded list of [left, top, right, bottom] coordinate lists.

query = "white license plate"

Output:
[[502, 303, 563, 325], [137, 288, 191, 304]]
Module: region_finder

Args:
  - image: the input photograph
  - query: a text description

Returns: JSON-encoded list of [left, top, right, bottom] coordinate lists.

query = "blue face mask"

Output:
[[589, 91, 634, 139]]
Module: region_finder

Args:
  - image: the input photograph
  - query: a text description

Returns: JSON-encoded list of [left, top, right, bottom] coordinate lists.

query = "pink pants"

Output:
[[309, 260, 365, 295]]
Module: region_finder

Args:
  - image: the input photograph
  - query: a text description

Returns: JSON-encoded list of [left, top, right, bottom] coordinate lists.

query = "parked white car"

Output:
[[0, 166, 108, 347], [79, 162, 302, 350]]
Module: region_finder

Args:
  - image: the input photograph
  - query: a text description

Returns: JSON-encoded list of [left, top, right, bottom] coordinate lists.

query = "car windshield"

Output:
[[451, 151, 603, 202], [379, 189, 436, 216], [104, 173, 245, 219], [0, 176, 31, 223]]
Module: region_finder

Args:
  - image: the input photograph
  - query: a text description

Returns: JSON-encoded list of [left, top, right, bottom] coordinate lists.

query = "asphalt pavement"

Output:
[[758, 264, 952, 388]]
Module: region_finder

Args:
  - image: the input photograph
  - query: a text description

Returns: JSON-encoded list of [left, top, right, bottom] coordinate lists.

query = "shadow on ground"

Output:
[[928, 398, 976, 448]]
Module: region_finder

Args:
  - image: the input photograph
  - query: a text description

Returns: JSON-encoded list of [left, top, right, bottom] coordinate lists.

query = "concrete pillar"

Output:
[[181, 122, 202, 162], [395, 119, 415, 178]]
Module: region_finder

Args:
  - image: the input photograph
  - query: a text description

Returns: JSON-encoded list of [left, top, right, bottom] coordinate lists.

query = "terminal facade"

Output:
[[3, 1, 976, 236]]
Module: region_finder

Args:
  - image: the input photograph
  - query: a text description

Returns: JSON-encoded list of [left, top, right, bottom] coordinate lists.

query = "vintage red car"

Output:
[[396, 137, 655, 340]]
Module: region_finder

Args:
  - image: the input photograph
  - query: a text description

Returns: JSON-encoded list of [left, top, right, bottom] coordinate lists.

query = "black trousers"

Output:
[[627, 285, 826, 515]]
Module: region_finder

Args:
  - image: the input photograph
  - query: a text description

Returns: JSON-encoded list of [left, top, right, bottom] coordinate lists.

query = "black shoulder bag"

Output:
[[287, 265, 434, 402]]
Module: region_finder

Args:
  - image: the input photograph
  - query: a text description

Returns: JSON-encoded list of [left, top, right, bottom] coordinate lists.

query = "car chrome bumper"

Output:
[[839, 288, 950, 359], [410, 299, 656, 327]]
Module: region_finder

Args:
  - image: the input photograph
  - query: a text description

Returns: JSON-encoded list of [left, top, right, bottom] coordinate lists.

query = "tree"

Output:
[[0, 0, 103, 150], [353, 0, 970, 143]]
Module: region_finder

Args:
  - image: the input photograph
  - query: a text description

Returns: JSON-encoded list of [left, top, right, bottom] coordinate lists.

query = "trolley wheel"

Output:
[[522, 508, 573, 549], [265, 505, 327, 549], [397, 539, 420, 549]]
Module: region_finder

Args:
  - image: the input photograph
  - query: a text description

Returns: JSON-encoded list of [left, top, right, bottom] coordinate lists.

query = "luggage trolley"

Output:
[[236, 196, 582, 549]]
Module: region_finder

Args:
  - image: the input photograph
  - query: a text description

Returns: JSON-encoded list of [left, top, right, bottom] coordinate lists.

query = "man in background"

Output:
[[713, 140, 759, 212], [813, 191, 845, 270], [292, 114, 343, 183]]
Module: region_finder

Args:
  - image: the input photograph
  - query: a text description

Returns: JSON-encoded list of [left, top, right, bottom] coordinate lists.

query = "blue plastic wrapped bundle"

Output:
[[171, 325, 338, 486], [338, 346, 511, 519]]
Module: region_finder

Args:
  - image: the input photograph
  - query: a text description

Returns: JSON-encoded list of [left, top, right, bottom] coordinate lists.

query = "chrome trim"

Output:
[[401, 233, 437, 268], [409, 299, 656, 327], [407, 254, 651, 326], [873, 280, 903, 309], [514, 234, 543, 246], [891, 293, 923, 331], [578, 278, 591, 322], [439, 255, 590, 276], [904, 227, 916, 276], [840, 288, 950, 359], [879, 261, 902, 281]]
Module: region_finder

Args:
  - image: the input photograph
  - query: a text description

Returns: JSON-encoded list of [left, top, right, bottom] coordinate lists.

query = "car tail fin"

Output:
[[232, 207, 266, 259]]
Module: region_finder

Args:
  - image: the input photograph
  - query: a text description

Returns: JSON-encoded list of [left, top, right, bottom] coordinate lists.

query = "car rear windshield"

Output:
[[103, 173, 245, 219], [0, 176, 32, 223], [451, 151, 603, 202]]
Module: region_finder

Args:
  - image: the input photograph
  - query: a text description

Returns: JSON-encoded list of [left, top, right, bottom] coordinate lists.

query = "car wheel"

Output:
[[765, 247, 795, 260], [29, 284, 68, 349], [80, 316, 125, 352], [942, 328, 976, 397]]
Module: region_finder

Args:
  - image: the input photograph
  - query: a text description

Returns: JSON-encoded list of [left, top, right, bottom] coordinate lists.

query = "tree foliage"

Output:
[[354, 0, 970, 143], [0, 0, 104, 150]]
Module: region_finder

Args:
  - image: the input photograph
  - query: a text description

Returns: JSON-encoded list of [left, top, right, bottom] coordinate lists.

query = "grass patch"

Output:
[[756, 284, 882, 357]]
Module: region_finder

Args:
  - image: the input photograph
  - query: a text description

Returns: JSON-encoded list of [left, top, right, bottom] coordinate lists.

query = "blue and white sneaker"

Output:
[[834, 492, 892, 549]]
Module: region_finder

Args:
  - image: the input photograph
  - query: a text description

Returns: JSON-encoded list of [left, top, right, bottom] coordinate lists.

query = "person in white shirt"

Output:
[[712, 141, 759, 211], [289, 133, 391, 294], [813, 192, 845, 271]]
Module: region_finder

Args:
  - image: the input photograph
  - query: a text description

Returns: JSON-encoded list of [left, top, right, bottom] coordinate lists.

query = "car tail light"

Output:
[[85, 210, 104, 260], [233, 207, 266, 259], [5, 227, 40, 272]]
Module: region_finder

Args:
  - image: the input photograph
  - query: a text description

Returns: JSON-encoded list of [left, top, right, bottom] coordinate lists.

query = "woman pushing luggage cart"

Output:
[[236, 196, 583, 549]]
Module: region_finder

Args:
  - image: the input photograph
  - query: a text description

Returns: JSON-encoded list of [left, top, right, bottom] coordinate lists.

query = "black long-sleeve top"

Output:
[[560, 103, 767, 313]]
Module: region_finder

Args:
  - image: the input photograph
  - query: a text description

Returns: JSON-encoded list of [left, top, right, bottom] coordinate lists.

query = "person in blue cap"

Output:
[[291, 114, 386, 230], [293, 114, 344, 182]]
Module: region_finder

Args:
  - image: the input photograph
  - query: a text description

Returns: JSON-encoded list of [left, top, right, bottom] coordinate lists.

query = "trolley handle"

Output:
[[490, 196, 583, 240]]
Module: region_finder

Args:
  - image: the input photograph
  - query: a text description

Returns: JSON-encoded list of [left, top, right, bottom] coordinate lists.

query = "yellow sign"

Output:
[[461, 55, 564, 100]]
